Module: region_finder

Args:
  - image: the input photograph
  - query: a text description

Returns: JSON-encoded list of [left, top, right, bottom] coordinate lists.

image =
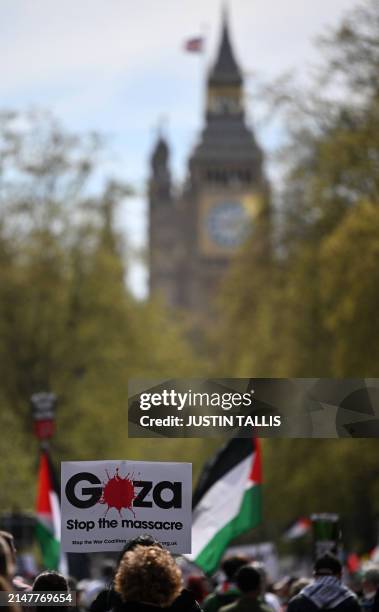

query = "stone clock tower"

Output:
[[149, 11, 268, 316]]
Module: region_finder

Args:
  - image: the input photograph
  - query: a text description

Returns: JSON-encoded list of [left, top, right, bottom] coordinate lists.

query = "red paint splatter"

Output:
[[99, 468, 135, 516]]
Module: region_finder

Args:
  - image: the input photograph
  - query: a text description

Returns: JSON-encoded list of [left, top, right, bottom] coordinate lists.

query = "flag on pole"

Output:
[[35, 450, 62, 570], [188, 437, 262, 576], [184, 37, 204, 53], [283, 517, 311, 540]]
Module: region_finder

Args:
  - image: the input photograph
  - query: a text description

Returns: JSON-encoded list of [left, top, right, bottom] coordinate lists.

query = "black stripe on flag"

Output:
[[45, 451, 61, 500], [193, 437, 254, 508]]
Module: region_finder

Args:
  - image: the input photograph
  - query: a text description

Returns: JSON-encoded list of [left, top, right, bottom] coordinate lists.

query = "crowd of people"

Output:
[[1, 531, 379, 612]]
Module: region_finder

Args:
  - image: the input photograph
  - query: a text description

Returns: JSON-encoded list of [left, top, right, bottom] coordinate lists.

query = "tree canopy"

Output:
[[0, 111, 209, 510], [214, 0, 379, 551]]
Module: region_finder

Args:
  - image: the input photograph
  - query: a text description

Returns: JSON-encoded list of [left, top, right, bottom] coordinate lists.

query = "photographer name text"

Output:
[[139, 414, 281, 428]]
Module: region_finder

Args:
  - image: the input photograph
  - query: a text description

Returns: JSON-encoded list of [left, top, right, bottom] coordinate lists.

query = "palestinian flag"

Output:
[[189, 437, 262, 575], [35, 450, 61, 570], [283, 517, 311, 540]]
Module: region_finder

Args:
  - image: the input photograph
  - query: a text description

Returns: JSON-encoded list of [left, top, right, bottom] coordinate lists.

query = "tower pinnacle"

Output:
[[208, 6, 243, 87]]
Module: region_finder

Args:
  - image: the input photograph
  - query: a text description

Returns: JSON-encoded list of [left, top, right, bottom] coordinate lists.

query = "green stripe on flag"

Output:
[[35, 521, 60, 570], [195, 484, 262, 576]]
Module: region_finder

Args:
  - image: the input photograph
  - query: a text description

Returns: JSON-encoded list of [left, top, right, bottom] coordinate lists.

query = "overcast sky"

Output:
[[1, 0, 357, 296]]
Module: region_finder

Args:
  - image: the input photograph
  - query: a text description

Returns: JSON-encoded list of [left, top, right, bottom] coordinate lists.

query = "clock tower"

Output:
[[149, 10, 269, 317]]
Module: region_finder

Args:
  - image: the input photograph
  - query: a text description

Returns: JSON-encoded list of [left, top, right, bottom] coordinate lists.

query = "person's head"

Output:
[[314, 553, 342, 580], [115, 544, 182, 607], [221, 556, 249, 582], [117, 534, 162, 565], [33, 571, 68, 612], [0, 537, 13, 580], [101, 560, 115, 581], [186, 575, 208, 604], [362, 565, 379, 596], [235, 565, 262, 597], [32, 570, 68, 592], [67, 576, 77, 592], [250, 561, 267, 594]]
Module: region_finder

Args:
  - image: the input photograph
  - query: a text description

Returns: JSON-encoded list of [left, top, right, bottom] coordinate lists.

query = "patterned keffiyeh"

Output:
[[300, 576, 355, 609]]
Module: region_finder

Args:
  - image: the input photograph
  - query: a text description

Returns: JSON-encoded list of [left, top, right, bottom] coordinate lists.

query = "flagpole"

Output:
[[183, 29, 208, 126], [31, 392, 67, 573], [31, 391, 57, 450], [200, 23, 209, 118]]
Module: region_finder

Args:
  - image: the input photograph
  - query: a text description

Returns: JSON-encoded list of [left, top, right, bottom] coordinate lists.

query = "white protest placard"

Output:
[[61, 460, 192, 554]]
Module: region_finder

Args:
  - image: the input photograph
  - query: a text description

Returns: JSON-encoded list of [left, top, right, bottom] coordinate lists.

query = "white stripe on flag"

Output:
[[49, 491, 61, 541], [189, 454, 252, 560]]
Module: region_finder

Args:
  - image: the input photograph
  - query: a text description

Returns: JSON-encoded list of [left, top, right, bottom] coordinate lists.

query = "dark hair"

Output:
[[314, 553, 342, 577], [363, 566, 379, 588], [32, 571, 68, 592], [101, 561, 115, 580], [235, 565, 261, 593], [186, 575, 207, 603], [66, 576, 77, 592], [221, 556, 249, 581], [117, 534, 162, 564]]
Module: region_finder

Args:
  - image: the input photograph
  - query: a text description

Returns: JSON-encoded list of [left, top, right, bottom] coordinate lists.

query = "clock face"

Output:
[[213, 96, 240, 114], [206, 201, 249, 248]]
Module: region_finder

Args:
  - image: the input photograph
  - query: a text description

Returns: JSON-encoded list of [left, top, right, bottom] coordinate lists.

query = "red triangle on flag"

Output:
[[249, 438, 262, 484], [36, 451, 53, 516]]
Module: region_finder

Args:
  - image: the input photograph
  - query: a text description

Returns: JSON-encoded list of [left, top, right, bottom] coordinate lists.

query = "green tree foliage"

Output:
[[262, 438, 379, 551], [215, 0, 379, 550], [320, 201, 379, 376], [0, 111, 208, 510]]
